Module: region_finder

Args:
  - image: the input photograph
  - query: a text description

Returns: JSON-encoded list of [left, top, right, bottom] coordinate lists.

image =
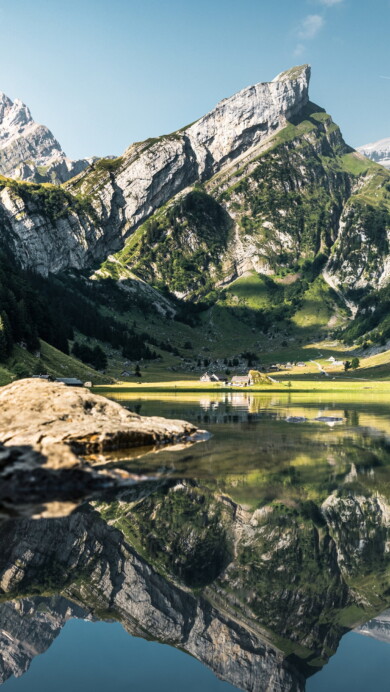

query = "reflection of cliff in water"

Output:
[[0, 460, 390, 691], [356, 608, 390, 644], [0, 506, 305, 692]]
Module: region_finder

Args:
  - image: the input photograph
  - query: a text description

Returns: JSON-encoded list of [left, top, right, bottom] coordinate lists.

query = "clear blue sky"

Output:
[[1, 0, 389, 159]]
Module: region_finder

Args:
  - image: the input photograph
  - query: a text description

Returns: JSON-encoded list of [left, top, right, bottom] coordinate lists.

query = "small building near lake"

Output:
[[200, 372, 222, 382]]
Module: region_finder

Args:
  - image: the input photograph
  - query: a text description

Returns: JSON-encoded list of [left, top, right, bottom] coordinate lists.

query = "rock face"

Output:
[[358, 138, 390, 169], [0, 479, 389, 690], [0, 596, 88, 683], [0, 65, 311, 276], [0, 92, 92, 183], [1, 64, 389, 314], [0, 507, 305, 692]]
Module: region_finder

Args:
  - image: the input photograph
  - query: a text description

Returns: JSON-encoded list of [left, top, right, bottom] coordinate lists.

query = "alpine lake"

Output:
[[1, 388, 390, 691]]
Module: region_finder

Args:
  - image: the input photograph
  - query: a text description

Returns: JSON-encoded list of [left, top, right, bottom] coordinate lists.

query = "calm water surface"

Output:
[[1, 391, 390, 691]]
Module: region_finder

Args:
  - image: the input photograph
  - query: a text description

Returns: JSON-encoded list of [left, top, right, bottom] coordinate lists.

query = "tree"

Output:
[[344, 360, 351, 372], [135, 364, 142, 377], [351, 357, 360, 370], [0, 316, 9, 361], [92, 345, 107, 371], [0, 312, 13, 360]]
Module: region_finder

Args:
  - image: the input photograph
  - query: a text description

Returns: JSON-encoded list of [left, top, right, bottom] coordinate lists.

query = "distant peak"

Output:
[[272, 64, 311, 84], [0, 92, 13, 115]]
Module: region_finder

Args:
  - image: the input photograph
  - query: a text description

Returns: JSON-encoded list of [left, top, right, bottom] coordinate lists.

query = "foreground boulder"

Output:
[[0, 379, 200, 515], [0, 378, 198, 459]]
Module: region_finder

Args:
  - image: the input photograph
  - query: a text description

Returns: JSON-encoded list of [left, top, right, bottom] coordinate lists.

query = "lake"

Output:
[[1, 390, 390, 691]]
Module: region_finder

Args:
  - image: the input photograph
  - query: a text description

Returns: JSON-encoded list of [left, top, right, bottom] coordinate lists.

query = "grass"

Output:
[[1, 340, 112, 386], [224, 272, 276, 309], [292, 278, 341, 330], [95, 377, 390, 397], [92, 339, 390, 393]]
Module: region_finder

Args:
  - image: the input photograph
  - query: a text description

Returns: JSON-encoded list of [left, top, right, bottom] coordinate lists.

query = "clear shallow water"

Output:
[[1, 391, 390, 691]]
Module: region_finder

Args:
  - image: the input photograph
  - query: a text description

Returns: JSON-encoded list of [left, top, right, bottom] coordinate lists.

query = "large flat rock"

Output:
[[0, 378, 197, 461], [0, 379, 200, 514]]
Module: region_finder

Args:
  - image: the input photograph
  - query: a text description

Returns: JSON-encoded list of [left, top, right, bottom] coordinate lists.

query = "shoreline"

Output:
[[93, 379, 390, 397]]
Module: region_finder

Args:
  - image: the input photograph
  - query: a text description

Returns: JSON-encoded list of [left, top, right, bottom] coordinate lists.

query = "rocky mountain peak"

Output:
[[1, 97, 33, 133], [0, 64, 323, 277], [272, 64, 311, 83], [183, 64, 311, 177], [0, 90, 91, 183], [0, 92, 13, 121]]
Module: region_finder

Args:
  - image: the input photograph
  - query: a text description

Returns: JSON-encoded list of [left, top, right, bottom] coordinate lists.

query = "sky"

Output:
[[0, 0, 389, 160]]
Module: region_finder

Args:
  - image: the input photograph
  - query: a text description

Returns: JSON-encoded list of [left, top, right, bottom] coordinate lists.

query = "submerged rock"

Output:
[[314, 416, 344, 425], [285, 416, 308, 423]]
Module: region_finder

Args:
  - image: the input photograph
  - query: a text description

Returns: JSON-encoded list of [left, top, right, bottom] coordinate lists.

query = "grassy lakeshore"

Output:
[[93, 344, 390, 398], [94, 377, 390, 397]]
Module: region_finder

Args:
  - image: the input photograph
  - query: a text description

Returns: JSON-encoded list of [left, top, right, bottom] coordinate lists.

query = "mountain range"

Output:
[[0, 65, 389, 381]]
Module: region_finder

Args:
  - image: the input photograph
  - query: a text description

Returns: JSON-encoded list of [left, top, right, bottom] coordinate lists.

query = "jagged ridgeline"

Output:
[[0, 64, 390, 377]]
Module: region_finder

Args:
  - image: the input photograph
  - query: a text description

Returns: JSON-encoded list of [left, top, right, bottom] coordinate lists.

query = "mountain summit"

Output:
[[0, 64, 390, 380], [0, 92, 92, 183], [0, 64, 389, 315]]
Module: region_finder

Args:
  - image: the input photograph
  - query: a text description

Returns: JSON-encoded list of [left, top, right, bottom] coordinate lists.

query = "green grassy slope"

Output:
[[0, 341, 113, 386]]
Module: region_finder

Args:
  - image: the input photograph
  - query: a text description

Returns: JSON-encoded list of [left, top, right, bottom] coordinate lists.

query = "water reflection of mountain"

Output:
[[356, 609, 390, 644], [0, 507, 305, 691], [0, 462, 389, 691]]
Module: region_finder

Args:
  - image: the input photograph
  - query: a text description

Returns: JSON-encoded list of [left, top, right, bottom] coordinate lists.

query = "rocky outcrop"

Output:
[[1, 65, 389, 312], [0, 379, 200, 514], [0, 378, 198, 457], [0, 92, 92, 183], [358, 138, 390, 169]]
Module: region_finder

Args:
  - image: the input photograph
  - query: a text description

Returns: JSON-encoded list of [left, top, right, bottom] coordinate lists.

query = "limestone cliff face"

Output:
[[0, 92, 92, 183], [176, 64, 311, 179], [0, 65, 311, 277], [356, 608, 390, 643], [1, 64, 389, 308]]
